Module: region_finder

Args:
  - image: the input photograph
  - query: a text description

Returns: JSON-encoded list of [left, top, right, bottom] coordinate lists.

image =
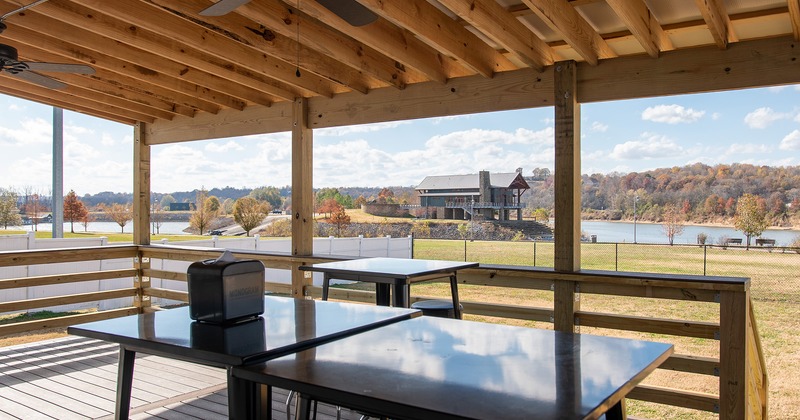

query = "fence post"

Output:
[[533, 241, 537, 267], [254, 234, 259, 250], [615, 243, 618, 271], [359, 235, 364, 256], [703, 245, 707, 276], [464, 239, 467, 262], [409, 235, 414, 259]]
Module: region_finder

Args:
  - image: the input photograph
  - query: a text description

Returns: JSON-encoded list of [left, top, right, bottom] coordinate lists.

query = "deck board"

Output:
[[0, 336, 369, 420]]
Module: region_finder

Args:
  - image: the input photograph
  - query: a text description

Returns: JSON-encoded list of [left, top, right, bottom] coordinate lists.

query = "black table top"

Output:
[[299, 257, 479, 279], [67, 296, 420, 366], [234, 316, 673, 420]]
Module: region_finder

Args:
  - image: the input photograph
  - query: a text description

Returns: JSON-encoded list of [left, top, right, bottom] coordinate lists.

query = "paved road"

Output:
[[215, 214, 290, 236]]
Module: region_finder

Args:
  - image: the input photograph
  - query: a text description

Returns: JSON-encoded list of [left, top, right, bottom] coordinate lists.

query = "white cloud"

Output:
[[609, 134, 685, 160], [0, 118, 52, 146], [425, 127, 553, 149], [711, 112, 722, 120], [641, 104, 705, 124], [743, 107, 790, 128], [767, 86, 788, 93], [205, 140, 244, 153], [431, 115, 471, 125], [779, 130, 800, 151], [590, 121, 608, 132], [316, 121, 411, 137], [8, 103, 23, 111], [726, 143, 771, 154]]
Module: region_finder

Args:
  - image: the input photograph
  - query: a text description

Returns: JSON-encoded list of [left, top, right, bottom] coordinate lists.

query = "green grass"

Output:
[[1, 229, 207, 242], [0, 310, 81, 325]]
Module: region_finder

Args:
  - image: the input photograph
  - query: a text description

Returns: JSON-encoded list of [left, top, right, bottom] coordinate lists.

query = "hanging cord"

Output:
[[295, 0, 301, 77], [0, 0, 50, 23]]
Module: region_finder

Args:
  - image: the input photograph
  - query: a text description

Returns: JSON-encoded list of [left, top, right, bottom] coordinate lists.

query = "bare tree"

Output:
[[103, 203, 132, 233], [661, 203, 685, 245], [151, 203, 165, 235]]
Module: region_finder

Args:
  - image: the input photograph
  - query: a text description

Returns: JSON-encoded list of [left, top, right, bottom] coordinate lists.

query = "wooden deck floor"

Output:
[[0, 336, 362, 419]]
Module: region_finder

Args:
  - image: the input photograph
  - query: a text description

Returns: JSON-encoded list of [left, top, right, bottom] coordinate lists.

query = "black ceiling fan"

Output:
[[200, 0, 378, 27], [0, 0, 95, 89]]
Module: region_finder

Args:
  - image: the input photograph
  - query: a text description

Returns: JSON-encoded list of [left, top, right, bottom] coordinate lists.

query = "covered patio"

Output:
[[2, 0, 798, 418]]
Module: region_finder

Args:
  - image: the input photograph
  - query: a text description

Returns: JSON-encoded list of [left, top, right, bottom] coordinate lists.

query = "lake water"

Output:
[[23, 221, 191, 235], [581, 220, 800, 246], [21, 220, 800, 246]]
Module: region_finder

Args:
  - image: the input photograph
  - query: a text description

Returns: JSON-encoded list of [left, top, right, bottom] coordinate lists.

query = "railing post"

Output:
[[133, 251, 151, 313], [719, 289, 748, 419], [704, 245, 707, 276]]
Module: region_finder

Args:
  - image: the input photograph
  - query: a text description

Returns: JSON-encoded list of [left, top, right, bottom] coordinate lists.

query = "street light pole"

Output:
[[633, 195, 638, 243]]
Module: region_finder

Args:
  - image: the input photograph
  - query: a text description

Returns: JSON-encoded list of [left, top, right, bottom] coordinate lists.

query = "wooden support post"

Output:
[[133, 122, 151, 246], [553, 60, 581, 332], [720, 290, 748, 420], [291, 97, 314, 298]]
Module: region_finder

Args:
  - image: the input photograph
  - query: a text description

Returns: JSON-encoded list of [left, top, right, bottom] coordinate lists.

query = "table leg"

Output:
[[228, 368, 267, 419], [295, 393, 314, 420], [322, 274, 330, 300], [115, 346, 136, 420], [392, 283, 410, 308], [450, 274, 462, 319], [375, 284, 391, 306]]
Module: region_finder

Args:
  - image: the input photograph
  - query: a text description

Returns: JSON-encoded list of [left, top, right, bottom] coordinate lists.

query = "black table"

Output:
[[300, 257, 478, 318], [67, 296, 420, 420], [233, 316, 674, 420]]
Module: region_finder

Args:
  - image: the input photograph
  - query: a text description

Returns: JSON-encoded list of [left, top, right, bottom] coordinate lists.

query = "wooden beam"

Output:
[[436, 0, 554, 70], [354, 0, 517, 77], [553, 60, 580, 273], [291, 97, 313, 299], [219, 0, 431, 88], [71, 0, 333, 98], [694, 0, 737, 49], [605, 0, 674, 57], [147, 36, 800, 143], [520, 0, 616, 65], [133, 123, 151, 245], [578, 36, 800, 103], [790, 0, 800, 41], [149, 0, 384, 93], [0, 83, 137, 125]]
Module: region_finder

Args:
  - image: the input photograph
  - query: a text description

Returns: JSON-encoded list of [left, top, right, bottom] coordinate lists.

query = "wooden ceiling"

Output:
[[0, 0, 799, 144]]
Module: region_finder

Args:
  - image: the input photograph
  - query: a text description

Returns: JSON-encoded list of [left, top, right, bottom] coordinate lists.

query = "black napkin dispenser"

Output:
[[187, 254, 265, 324]]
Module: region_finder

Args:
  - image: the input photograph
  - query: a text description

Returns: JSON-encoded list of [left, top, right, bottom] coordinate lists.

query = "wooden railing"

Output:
[[0, 244, 768, 419]]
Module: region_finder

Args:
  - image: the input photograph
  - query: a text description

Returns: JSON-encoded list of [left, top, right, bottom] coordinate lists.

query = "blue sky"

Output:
[[1, 84, 799, 195]]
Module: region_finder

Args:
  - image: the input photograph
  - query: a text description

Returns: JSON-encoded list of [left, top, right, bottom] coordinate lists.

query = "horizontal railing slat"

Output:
[[0, 245, 138, 266], [628, 384, 719, 412], [0, 269, 137, 290], [0, 307, 139, 336], [0, 288, 137, 313], [577, 311, 720, 339]]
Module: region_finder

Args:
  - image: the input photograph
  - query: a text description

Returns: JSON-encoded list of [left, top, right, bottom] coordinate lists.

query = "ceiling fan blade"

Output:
[[24, 62, 95, 74], [317, 0, 378, 27], [9, 70, 67, 89], [200, 0, 251, 16]]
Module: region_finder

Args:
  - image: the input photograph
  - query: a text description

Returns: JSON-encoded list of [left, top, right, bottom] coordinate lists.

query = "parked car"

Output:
[[208, 230, 224, 236]]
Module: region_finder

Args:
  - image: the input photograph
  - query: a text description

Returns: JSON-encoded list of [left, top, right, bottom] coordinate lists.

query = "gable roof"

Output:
[[416, 172, 529, 191]]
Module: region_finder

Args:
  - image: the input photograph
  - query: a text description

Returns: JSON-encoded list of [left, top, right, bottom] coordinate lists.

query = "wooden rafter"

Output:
[[789, 0, 800, 41], [351, 0, 517, 77], [436, 0, 554, 71], [694, 0, 737, 49], [605, 0, 674, 57], [71, 0, 334, 98], [519, 0, 616, 65]]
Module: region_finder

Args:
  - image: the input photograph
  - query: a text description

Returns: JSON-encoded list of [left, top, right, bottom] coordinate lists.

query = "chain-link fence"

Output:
[[413, 239, 800, 304]]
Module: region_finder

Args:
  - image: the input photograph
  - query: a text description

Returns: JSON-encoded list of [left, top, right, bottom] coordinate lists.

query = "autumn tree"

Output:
[[24, 193, 46, 232], [160, 194, 176, 210], [316, 198, 339, 219], [661, 203, 685, 245], [151, 203, 165, 234], [63, 190, 88, 233], [103, 203, 132, 233], [233, 197, 270, 236], [734, 193, 769, 249], [0, 188, 22, 229], [329, 202, 351, 236], [189, 189, 217, 235]]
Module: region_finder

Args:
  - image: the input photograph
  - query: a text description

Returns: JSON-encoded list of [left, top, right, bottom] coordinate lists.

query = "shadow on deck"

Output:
[[0, 336, 359, 419]]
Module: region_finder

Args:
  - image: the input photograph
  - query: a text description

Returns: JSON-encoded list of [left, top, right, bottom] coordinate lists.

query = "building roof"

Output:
[[416, 172, 530, 191]]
